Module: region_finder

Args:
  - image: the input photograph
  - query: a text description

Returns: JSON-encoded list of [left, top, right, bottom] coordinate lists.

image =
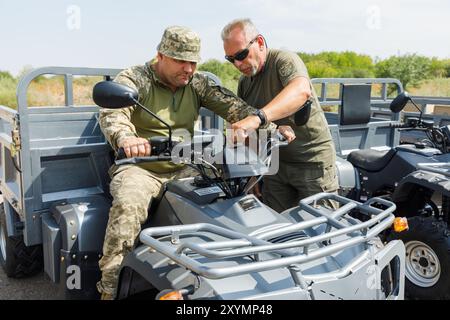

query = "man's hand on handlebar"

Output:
[[230, 124, 296, 145], [231, 115, 262, 133], [118, 137, 151, 158], [278, 125, 296, 143]]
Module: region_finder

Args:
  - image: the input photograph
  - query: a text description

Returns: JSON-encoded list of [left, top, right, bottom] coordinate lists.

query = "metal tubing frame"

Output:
[[139, 193, 396, 280]]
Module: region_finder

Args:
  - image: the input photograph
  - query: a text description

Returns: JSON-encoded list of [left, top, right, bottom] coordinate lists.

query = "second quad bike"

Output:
[[336, 90, 450, 299]]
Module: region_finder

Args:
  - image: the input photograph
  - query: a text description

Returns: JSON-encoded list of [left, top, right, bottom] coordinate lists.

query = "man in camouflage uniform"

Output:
[[221, 19, 339, 213], [96, 26, 293, 300]]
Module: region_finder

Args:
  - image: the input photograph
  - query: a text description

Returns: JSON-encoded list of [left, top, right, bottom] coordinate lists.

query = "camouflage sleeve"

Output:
[[98, 66, 148, 151], [191, 73, 275, 130]]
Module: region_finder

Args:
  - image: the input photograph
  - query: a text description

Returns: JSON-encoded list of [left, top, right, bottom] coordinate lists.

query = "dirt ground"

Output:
[[0, 268, 60, 300]]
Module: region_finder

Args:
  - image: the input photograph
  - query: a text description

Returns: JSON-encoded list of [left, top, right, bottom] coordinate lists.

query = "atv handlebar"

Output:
[[115, 155, 172, 166], [114, 131, 289, 166], [391, 119, 450, 153]]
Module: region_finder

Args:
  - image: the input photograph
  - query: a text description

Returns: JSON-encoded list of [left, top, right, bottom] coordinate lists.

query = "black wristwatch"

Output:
[[252, 109, 267, 127]]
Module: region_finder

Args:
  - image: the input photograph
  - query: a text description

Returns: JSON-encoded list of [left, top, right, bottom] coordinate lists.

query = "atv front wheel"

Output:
[[388, 216, 450, 299]]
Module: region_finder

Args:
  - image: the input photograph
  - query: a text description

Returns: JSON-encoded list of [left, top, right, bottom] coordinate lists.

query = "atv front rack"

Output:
[[139, 193, 396, 281]]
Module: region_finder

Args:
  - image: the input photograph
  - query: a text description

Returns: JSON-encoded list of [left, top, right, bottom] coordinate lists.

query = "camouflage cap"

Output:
[[157, 26, 201, 63]]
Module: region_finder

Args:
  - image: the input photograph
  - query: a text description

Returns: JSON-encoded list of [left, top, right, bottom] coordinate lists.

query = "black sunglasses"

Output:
[[225, 36, 259, 64]]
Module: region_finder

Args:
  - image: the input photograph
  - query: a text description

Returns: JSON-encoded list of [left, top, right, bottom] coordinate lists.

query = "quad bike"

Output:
[[337, 91, 450, 299], [91, 81, 406, 300]]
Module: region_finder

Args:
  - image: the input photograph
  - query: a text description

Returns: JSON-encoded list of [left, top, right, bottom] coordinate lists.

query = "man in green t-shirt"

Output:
[[221, 18, 339, 213], [96, 25, 294, 300]]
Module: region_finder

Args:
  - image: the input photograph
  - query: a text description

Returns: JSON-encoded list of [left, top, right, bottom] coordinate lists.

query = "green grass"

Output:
[[408, 78, 450, 97], [0, 75, 103, 109], [0, 76, 18, 109]]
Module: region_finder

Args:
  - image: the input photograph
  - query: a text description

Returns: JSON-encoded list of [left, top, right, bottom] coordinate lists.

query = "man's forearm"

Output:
[[98, 108, 137, 150], [261, 77, 311, 122]]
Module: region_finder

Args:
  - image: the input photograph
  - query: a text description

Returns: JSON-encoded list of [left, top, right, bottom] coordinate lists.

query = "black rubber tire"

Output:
[[0, 204, 43, 278], [387, 216, 450, 300]]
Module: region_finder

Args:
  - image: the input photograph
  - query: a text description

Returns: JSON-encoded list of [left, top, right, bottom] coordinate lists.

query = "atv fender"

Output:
[[392, 170, 450, 203]]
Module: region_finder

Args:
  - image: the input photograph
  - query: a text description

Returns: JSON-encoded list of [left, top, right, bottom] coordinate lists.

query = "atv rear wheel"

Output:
[[388, 216, 450, 299], [0, 203, 43, 278]]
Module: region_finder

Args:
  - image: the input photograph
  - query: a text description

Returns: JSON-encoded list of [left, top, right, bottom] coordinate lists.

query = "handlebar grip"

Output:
[[276, 131, 289, 146], [116, 147, 127, 160], [391, 123, 408, 129]]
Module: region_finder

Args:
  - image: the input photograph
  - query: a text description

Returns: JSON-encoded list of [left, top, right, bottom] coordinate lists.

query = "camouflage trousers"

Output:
[[96, 164, 197, 296], [262, 161, 339, 213]]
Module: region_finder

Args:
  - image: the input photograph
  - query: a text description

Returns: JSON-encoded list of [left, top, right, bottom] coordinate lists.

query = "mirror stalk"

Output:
[[409, 98, 423, 124], [127, 93, 173, 149]]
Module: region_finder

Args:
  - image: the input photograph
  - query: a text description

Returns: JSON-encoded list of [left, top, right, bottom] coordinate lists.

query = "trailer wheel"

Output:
[[388, 216, 450, 299], [0, 203, 43, 278]]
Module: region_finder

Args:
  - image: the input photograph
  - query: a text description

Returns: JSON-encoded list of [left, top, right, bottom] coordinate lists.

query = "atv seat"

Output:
[[347, 149, 397, 172]]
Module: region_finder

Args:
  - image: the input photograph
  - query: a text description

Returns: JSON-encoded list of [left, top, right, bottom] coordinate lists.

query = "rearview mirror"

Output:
[[93, 81, 138, 108], [390, 91, 410, 113], [93, 80, 174, 148]]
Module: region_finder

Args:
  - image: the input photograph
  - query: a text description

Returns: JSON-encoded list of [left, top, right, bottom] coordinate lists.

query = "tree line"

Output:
[[1, 52, 449, 108], [199, 52, 450, 92]]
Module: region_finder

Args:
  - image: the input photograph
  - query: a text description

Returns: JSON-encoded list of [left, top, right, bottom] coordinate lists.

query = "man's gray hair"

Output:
[[221, 18, 260, 41]]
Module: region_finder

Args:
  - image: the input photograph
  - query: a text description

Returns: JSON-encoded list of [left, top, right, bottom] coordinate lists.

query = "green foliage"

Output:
[[198, 52, 377, 92], [0, 70, 18, 108], [299, 51, 375, 78], [442, 59, 450, 78], [0, 71, 14, 81], [1, 52, 449, 111], [198, 59, 241, 93], [428, 58, 450, 78], [303, 60, 339, 78], [429, 57, 447, 78], [198, 52, 449, 97], [375, 54, 431, 89]]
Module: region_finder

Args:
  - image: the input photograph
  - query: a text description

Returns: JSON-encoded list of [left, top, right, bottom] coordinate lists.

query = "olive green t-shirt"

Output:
[[238, 49, 335, 165]]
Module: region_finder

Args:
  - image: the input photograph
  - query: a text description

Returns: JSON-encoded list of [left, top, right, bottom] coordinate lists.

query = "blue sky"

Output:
[[1, 0, 449, 76]]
